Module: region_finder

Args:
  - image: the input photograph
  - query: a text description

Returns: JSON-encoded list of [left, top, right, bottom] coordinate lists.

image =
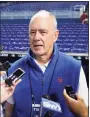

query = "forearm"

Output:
[[76, 114, 88, 117], [5, 108, 13, 117], [5, 111, 12, 117], [80, 107, 88, 117], [5, 102, 14, 117], [80, 112, 88, 117], [75, 107, 88, 117]]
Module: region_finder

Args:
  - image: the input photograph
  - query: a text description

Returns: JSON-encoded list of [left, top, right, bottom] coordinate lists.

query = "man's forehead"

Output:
[[29, 11, 57, 30], [29, 17, 53, 30], [30, 11, 51, 22], [30, 28, 48, 31], [30, 15, 51, 25]]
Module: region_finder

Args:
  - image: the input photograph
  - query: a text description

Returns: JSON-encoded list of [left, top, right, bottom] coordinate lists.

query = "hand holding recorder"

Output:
[[1, 79, 22, 103], [0, 67, 25, 103], [63, 86, 88, 117], [5, 68, 25, 86]]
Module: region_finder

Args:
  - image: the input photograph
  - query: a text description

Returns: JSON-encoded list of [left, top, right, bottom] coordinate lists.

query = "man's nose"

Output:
[[34, 31, 40, 41]]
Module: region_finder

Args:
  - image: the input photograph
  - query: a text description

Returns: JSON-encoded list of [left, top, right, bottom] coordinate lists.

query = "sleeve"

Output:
[[6, 95, 15, 104], [0, 104, 4, 117], [0, 71, 7, 81], [77, 66, 88, 106]]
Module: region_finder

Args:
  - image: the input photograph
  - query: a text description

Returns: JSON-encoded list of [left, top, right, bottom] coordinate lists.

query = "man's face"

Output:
[[29, 16, 59, 56]]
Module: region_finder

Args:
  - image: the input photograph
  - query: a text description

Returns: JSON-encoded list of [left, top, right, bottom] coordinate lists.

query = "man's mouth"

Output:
[[34, 45, 43, 47]]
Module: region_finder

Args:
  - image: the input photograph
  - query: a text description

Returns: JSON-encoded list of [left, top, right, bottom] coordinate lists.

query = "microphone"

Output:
[[39, 95, 62, 117], [0, 61, 11, 71], [0, 61, 11, 80]]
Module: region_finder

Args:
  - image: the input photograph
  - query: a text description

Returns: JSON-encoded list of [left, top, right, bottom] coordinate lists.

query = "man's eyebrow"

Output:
[[30, 29, 48, 31], [39, 29, 48, 31], [30, 29, 36, 31]]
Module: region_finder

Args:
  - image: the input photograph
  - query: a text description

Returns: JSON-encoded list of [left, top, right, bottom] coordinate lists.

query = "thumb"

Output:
[[63, 89, 71, 100], [75, 94, 83, 101], [63, 89, 77, 103]]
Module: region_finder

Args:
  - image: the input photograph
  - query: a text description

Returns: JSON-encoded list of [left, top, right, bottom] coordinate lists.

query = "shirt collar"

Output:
[[34, 58, 50, 68]]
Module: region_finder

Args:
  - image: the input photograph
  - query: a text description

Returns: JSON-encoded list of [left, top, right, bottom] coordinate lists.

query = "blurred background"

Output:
[[0, 1, 89, 87]]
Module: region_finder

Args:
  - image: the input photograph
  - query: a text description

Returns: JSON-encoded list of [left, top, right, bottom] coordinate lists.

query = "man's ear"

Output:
[[53, 29, 59, 43]]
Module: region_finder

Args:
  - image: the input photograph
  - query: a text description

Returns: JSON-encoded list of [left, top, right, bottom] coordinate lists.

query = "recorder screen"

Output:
[[13, 69, 24, 77]]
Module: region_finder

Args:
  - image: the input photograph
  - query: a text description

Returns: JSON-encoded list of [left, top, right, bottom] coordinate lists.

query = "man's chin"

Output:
[[34, 51, 45, 56], [35, 53, 44, 56]]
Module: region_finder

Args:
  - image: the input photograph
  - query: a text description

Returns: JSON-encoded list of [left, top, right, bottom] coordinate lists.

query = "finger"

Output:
[[9, 86, 15, 91], [75, 94, 83, 100], [13, 78, 18, 82], [63, 89, 77, 103], [12, 79, 22, 86], [63, 89, 71, 99], [5, 86, 13, 92]]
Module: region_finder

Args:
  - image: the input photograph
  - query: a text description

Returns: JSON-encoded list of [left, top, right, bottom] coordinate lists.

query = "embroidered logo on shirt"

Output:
[[57, 77, 63, 84]]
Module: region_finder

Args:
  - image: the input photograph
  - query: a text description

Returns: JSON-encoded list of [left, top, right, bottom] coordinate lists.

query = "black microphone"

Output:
[[0, 61, 11, 80], [44, 111, 54, 117], [65, 85, 77, 100], [43, 95, 53, 117], [39, 94, 62, 117], [42, 95, 51, 100], [0, 61, 11, 71]]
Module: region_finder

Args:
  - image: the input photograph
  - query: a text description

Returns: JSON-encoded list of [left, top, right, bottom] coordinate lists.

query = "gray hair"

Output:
[[30, 10, 57, 29]]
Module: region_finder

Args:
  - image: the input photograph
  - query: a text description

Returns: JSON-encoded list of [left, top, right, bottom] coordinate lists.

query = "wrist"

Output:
[[80, 112, 88, 117], [75, 111, 88, 117], [81, 114, 88, 117]]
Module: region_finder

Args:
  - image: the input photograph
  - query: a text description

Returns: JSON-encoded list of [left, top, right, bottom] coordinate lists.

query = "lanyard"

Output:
[[27, 62, 36, 117]]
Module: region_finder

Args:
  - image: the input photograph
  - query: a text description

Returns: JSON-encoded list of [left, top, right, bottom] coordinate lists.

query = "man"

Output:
[[5, 10, 88, 117]]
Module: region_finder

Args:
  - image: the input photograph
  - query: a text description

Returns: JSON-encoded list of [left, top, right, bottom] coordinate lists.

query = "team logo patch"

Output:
[[57, 77, 63, 84]]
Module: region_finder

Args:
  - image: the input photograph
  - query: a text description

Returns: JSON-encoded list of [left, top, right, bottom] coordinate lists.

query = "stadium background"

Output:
[[0, 1, 89, 87]]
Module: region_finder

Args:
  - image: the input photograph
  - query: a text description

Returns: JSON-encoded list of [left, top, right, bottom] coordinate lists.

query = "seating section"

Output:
[[57, 22, 88, 53], [1, 23, 29, 51], [1, 19, 89, 54], [0, 1, 88, 12]]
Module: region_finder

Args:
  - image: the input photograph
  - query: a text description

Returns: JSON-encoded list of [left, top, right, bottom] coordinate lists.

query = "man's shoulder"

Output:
[[8, 55, 28, 73], [59, 52, 81, 65], [13, 55, 27, 65]]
